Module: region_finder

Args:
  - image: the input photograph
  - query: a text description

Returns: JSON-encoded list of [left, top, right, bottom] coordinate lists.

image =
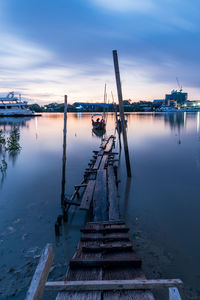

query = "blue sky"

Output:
[[0, 0, 200, 103]]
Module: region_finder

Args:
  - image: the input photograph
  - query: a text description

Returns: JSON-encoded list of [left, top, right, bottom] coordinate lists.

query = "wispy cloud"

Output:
[[91, 0, 155, 13], [0, 0, 200, 102]]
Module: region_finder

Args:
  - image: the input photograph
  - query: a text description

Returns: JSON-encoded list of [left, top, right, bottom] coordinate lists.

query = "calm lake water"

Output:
[[0, 112, 200, 299]]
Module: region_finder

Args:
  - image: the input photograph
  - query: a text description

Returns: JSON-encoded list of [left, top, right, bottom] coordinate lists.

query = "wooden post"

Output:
[[111, 91, 121, 150], [112, 50, 131, 177], [61, 95, 68, 210], [25, 244, 54, 300]]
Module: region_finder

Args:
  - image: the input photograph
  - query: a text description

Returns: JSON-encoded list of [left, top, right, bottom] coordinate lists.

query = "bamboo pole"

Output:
[[111, 91, 121, 150], [112, 50, 131, 177], [61, 95, 68, 208]]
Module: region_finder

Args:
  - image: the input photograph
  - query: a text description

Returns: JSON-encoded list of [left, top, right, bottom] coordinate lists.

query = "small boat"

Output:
[[91, 114, 106, 130], [92, 127, 106, 137], [0, 92, 36, 117]]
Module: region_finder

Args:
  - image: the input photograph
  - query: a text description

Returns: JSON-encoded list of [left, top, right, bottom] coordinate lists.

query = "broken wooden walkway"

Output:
[[26, 135, 183, 300]]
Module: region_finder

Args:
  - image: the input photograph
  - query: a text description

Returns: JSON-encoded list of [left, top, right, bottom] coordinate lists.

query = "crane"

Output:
[[176, 77, 183, 92]]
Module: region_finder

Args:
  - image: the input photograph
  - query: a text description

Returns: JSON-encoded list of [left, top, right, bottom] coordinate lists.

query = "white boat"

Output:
[[0, 92, 35, 117]]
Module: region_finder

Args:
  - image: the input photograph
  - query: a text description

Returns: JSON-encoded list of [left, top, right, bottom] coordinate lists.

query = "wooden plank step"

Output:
[[70, 255, 142, 269], [80, 227, 129, 234], [81, 233, 130, 242], [82, 242, 133, 253], [80, 180, 96, 210], [87, 220, 125, 225], [84, 223, 127, 230]]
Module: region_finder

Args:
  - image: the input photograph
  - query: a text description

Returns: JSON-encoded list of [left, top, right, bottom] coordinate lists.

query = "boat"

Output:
[[92, 127, 106, 137], [0, 92, 36, 117], [91, 113, 106, 130]]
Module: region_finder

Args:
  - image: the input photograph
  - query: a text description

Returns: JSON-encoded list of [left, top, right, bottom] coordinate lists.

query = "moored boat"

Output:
[[91, 113, 106, 130], [0, 92, 37, 117]]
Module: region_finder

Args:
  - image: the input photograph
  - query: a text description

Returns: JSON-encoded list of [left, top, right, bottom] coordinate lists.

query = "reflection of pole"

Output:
[[113, 50, 131, 177], [61, 95, 67, 207], [123, 177, 131, 219]]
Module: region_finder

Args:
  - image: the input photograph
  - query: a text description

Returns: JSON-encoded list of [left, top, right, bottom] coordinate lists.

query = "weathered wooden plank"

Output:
[[82, 242, 133, 253], [93, 170, 108, 222], [99, 155, 108, 170], [25, 244, 54, 300], [65, 200, 80, 206], [70, 254, 141, 269], [107, 165, 120, 220], [56, 244, 102, 300], [93, 156, 103, 170], [87, 220, 124, 225], [80, 227, 129, 234], [81, 233, 130, 242], [46, 279, 183, 291], [104, 137, 114, 153], [103, 290, 155, 300], [100, 139, 108, 149], [74, 184, 87, 189], [169, 287, 182, 300], [80, 180, 96, 210]]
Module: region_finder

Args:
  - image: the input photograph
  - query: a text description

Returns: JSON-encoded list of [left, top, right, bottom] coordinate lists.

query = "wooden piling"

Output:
[[112, 50, 132, 177], [61, 95, 68, 207]]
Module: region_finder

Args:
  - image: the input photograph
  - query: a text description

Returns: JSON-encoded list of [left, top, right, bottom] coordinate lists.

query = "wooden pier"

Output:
[[26, 135, 183, 300]]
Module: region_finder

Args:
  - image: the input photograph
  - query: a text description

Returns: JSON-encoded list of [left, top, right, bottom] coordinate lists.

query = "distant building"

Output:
[[165, 90, 188, 106], [186, 100, 200, 107], [153, 99, 164, 107], [73, 102, 112, 111]]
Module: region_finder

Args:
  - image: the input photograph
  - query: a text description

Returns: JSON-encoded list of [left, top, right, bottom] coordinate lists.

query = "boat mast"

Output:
[[103, 83, 107, 122]]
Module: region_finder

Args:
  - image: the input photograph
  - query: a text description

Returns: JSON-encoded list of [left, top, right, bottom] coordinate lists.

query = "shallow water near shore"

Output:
[[0, 112, 200, 299]]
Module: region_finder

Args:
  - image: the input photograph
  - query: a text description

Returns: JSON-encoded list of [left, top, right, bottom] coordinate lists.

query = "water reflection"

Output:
[[92, 128, 106, 138], [0, 113, 200, 300], [0, 118, 28, 187]]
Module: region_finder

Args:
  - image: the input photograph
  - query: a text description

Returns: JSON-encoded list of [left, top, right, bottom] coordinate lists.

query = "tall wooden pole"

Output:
[[61, 95, 68, 207], [112, 50, 131, 177]]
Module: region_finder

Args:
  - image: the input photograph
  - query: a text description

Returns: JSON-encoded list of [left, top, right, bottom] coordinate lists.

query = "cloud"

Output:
[[0, 0, 200, 102], [91, 0, 155, 13]]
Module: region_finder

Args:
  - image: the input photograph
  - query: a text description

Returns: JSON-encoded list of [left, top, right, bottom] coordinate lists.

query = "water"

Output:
[[0, 112, 200, 299]]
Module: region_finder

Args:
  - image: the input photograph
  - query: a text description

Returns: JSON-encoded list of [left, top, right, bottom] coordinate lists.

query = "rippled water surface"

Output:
[[0, 112, 200, 299]]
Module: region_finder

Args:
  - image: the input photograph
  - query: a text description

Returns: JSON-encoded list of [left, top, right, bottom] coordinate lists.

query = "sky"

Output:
[[1, 0, 200, 104]]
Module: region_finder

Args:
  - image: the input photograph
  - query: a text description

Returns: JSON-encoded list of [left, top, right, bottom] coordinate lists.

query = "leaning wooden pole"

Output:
[[112, 50, 131, 177], [61, 95, 68, 207]]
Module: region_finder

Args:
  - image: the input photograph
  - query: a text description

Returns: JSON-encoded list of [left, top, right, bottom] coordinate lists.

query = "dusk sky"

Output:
[[1, 0, 200, 104]]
